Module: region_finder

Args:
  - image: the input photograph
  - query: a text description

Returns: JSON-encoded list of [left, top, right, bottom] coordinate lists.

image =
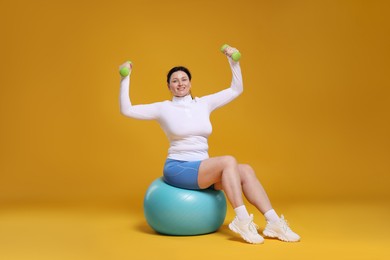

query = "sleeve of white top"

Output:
[[119, 76, 160, 120], [201, 58, 243, 112]]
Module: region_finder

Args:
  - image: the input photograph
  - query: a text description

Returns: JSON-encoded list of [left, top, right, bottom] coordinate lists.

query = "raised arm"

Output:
[[228, 56, 244, 94], [200, 55, 243, 112], [119, 62, 160, 120]]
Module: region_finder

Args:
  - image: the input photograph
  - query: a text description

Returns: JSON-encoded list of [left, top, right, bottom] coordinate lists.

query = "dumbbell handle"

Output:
[[220, 44, 241, 61]]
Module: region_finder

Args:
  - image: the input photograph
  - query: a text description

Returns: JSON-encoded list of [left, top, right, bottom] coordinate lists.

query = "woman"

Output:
[[119, 46, 300, 244]]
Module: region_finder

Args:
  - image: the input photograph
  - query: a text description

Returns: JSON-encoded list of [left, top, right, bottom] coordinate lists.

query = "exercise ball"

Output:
[[144, 177, 227, 235]]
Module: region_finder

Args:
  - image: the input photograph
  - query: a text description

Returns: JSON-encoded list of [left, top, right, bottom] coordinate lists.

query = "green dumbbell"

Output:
[[220, 44, 241, 61], [119, 61, 132, 77]]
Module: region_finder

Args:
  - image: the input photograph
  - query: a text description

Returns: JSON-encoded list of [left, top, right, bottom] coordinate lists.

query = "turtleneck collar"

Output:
[[172, 94, 193, 104]]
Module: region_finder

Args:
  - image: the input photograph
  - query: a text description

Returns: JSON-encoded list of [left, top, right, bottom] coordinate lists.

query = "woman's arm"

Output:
[[119, 62, 160, 120], [200, 57, 243, 112]]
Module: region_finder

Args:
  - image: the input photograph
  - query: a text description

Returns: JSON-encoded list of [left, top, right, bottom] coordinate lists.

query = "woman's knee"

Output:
[[221, 155, 238, 168], [238, 164, 256, 181]]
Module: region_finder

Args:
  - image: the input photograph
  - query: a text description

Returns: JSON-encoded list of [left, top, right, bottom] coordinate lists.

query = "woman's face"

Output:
[[168, 71, 191, 97]]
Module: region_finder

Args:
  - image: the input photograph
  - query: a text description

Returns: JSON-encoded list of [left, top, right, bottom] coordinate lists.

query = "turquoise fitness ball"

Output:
[[144, 178, 227, 236]]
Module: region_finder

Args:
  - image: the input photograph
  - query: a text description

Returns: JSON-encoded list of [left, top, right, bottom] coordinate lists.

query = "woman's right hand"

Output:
[[119, 61, 133, 77]]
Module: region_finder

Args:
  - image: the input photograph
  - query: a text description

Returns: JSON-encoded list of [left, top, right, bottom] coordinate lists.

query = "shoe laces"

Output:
[[249, 222, 259, 232], [280, 215, 292, 232], [248, 217, 259, 233], [244, 214, 259, 233]]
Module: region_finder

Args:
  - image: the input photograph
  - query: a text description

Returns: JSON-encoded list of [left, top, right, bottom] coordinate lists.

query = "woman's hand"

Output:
[[119, 61, 133, 77], [222, 46, 239, 57], [221, 44, 241, 62]]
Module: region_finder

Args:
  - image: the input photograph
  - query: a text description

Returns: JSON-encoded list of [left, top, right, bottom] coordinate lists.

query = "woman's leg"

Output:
[[198, 155, 244, 208], [237, 164, 273, 214], [198, 155, 264, 244], [198, 156, 300, 243], [236, 165, 301, 242], [199, 157, 273, 214]]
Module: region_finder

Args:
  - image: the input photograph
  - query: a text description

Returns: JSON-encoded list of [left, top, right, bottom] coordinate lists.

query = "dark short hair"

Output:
[[167, 66, 192, 84]]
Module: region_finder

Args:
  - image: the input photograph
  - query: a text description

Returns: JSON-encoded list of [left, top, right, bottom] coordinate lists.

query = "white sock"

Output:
[[234, 205, 251, 221], [264, 209, 280, 223]]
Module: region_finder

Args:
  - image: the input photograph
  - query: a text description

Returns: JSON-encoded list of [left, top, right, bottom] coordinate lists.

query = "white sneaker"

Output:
[[229, 214, 264, 244], [263, 215, 300, 242]]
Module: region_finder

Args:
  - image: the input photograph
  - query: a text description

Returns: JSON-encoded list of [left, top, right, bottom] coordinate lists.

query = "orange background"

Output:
[[0, 1, 390, 259], [1, 0, 389, 206]]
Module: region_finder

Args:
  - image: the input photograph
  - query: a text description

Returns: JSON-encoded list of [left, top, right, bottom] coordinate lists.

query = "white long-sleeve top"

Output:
[[120, 58, 243, 161]]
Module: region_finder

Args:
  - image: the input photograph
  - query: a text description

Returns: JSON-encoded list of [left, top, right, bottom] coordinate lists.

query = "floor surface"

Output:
[[1, 200, 389, 260]]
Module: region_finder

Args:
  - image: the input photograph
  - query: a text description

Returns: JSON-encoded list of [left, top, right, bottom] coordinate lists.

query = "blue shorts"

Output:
[[163, 159, 202, 190]]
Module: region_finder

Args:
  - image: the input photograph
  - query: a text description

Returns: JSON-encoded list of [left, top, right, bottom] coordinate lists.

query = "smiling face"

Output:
[[168, 71, 192, 97]]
